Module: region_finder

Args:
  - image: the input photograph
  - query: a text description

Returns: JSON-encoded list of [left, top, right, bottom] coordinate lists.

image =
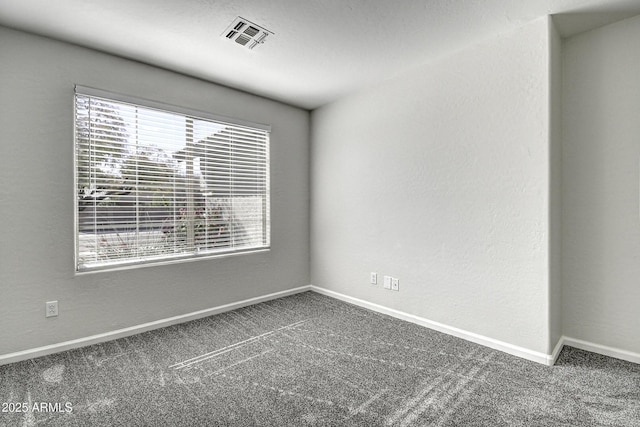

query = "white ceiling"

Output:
[[1, 0, 639, 109]]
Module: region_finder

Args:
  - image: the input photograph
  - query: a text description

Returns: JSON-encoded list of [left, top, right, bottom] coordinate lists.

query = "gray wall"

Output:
[[549, 20, 564, 352], [311, 18, 556, 355], [0, 26, 310, 355], [562, 15, 640, 355]]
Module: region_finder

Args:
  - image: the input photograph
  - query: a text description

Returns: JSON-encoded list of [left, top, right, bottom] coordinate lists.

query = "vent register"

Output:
[[223, 17, 273, 50]]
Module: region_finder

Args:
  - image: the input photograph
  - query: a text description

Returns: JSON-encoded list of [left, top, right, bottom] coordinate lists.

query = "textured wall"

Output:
[[311, 18, 554, 354], [0, 26, 310, 356], [562, 15, 640, 354], [549, 19, 564, 352]]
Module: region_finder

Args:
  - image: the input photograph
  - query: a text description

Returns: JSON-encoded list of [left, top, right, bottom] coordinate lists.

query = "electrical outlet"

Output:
[[383, 276, 392, 290], [46, 301, 58, 318], [370, 272, 378, 285], [392, 278, 399, 291]]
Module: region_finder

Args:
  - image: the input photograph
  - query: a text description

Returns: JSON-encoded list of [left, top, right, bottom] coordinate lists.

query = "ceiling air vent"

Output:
[[223, 17, 273, 50], [235, 34, 251, 46]]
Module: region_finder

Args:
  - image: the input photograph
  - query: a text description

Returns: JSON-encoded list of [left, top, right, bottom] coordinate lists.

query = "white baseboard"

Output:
[[562, 336, 640, 365], [310, 285, 558, 366], [549, 335, 565, 365], [0, 285, 312, 366], [5, 284, 638, 368]]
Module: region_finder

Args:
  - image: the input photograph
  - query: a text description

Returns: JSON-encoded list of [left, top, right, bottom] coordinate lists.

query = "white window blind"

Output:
[[75, 86, 270, 271]]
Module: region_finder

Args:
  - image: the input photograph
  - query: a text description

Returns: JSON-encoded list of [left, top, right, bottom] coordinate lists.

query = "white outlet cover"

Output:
[[383, 276, 392, 289], [392, 278, 399, 291], [46, 300, 58, 317], [370, 272, 378, 285]]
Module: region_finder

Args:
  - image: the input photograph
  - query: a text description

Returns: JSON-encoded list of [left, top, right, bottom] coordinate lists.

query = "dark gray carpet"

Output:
[[1, 291, 639, 426]]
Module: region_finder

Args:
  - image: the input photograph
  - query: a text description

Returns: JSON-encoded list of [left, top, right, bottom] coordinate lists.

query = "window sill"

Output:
[[75, 247, 270, 275]]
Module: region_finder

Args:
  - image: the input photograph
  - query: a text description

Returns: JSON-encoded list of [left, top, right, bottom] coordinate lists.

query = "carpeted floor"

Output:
[[1, 291, 639, 426]]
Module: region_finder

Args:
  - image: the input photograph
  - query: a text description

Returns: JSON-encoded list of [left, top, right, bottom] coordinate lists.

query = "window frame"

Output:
[[73, 85, 271, 273]]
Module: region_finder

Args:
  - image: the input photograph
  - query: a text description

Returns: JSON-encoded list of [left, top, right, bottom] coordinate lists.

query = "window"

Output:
[[75, 86, 270, 272]]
